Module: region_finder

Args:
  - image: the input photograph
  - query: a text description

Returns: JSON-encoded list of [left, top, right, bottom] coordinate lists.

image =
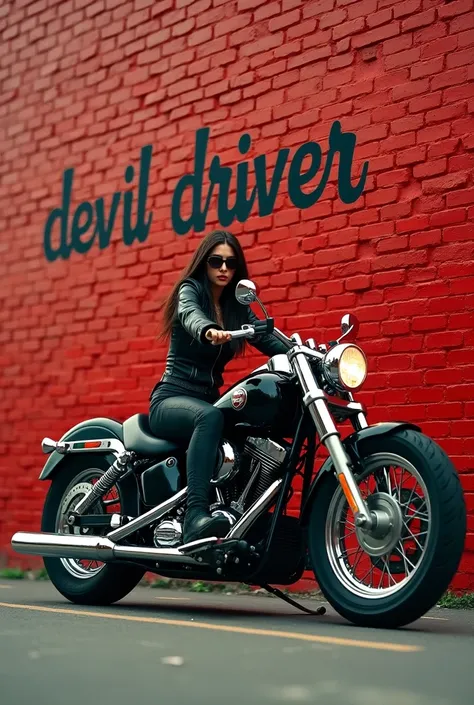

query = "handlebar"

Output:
[[227, 319, 294, 349]]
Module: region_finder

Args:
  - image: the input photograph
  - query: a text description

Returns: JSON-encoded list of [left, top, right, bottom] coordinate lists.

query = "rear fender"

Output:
[[301, 422, 421, 525], [39, 417, 124, 481]]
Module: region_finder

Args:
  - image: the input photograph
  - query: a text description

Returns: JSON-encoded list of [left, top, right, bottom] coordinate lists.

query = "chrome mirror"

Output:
[[235, 279, 258, 305], [235, 279, 269, 319], [337, 313, 359, 343]]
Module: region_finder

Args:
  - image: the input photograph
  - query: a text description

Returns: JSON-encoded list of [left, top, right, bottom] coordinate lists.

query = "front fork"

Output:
[[290, 345, 374, 530]]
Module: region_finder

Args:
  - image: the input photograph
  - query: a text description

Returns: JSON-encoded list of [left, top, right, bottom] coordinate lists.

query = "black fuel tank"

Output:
[[215, 371, 299, 437]]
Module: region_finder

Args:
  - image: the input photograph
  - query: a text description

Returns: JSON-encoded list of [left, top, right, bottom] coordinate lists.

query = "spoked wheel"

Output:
[[42, 456, 145, 605], [327, 453, 431, 597], [308, 430, 466, 628], [55, 468, 121, 579]]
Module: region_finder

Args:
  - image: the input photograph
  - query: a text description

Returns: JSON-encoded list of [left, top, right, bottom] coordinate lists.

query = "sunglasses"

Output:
[[207, 255, 238, 270]]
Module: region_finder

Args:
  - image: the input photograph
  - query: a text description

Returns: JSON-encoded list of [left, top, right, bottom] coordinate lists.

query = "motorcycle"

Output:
[[11, 280, 466, 628]]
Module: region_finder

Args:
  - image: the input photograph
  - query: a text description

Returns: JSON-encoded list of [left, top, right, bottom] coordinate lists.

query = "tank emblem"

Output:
[[231, 388, 247, 410]]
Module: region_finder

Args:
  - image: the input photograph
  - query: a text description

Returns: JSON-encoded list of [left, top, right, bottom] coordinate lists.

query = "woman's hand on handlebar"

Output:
[[205, 328, 232, 345]]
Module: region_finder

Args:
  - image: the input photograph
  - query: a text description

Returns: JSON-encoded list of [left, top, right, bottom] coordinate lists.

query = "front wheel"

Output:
[[307, 429, 466, 628], [41, 456, 145, 605]]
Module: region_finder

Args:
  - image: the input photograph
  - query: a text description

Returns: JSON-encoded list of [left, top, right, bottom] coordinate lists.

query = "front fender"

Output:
[[301, 422, 421, 524], [39, 417, 124, 480]]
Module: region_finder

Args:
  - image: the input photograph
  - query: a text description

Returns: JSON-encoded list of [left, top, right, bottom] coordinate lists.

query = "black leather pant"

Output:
[[149, 382, 223, 512]]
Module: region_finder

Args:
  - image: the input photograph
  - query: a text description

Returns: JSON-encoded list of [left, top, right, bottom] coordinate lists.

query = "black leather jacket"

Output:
[[153, 278, 288, 398]]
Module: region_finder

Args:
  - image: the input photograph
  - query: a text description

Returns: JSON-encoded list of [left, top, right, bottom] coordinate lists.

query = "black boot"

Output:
[[183, 507, 230, 544]]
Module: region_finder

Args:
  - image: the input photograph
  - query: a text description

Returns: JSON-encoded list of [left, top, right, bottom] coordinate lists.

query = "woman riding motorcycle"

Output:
[[149, 230, 287, 544]]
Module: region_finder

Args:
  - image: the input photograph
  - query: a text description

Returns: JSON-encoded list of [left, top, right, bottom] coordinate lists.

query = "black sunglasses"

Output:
[[207, 255, 238, 270]]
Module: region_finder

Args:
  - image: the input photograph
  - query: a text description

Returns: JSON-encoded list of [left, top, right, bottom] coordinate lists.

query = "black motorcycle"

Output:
[[11, 280, 466, 628]]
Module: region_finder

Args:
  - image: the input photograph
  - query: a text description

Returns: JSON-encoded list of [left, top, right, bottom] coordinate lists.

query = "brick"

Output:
[[438, 0, 473, 18], [314, 245, 358, 265], [395, 146, 427, 167], [421, 35, 458, 60], [393, 0, 421, 17], [391, 114, 424, 134], [366, 187, 399, 207], [377, 235, 409, 253], [237, 0, 267, 8], [413, 158, 447, 179], [430, 208, 467, 227], [422, 172, 469, 195], [346, 0, 376, 19], [385, 47, 421, 70], [392, 78, 430, 102], [345, 275, 371, 291], [383, 32, 413, 56], [426, 104, 466, 125], [402, 9, 436, 32], [254, 1, 281, 20], [443, 223, 474, 248], [332, 17, 365, 40], [367, 8, 393, 28], [432, 67, 468, 90], [428, 138, 460, 158], [412, 314, 448, 332], [302, 0, 335, 18], [410, 229, 442, 248], [352, 22, 400, 48], [395, 215, 430, 234], [371, 250, 428, 272], [453, 116, 474, 137], [268, 9, 301, 31], [416, 123, 451, 144], [411, 55, 444, 79], [377, 168, 411, 187], [458, 29, 474, 49]]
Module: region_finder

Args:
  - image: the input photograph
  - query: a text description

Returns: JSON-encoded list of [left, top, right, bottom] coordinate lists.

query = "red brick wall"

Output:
[[1, 0, 473, 590]]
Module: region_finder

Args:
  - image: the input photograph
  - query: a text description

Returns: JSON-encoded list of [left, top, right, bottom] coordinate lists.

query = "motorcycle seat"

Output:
[[122, 414, 180, 456]]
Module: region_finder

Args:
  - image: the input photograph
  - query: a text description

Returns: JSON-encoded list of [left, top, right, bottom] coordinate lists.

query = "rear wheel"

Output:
[[307, 430, 466, 628], [42, 456, 144, 605]]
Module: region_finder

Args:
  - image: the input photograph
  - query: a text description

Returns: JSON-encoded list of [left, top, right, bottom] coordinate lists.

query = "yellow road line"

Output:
[[0, 585, 13, 589], [154, 596, 190, 601], [0, 602, 422, 653]]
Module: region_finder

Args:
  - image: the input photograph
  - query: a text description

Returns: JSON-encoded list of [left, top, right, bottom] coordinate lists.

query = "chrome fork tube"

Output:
[[290, 348, 372, 527]]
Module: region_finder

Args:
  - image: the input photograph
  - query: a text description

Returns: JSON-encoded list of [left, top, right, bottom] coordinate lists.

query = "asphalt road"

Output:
[[0, 580, 473, 705]]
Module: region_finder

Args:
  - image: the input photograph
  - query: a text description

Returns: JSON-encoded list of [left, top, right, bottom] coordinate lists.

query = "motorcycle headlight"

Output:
[[322, 344, 367, 391]]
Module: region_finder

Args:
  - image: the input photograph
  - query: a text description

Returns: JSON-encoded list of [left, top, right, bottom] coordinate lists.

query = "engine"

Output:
[[213, 436, 289, 511], [152, 436, 289, 548]]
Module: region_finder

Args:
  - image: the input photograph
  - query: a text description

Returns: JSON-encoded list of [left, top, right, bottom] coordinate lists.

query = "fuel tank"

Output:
[[215, 371, 299, 437]]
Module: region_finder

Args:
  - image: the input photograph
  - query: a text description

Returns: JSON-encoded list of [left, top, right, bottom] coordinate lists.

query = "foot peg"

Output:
[[179, 537, 253, 574]]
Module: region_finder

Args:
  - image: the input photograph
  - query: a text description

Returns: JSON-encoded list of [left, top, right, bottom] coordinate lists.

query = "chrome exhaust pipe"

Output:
[[11, 531, 199, 565], [11, 532, 116, 560]]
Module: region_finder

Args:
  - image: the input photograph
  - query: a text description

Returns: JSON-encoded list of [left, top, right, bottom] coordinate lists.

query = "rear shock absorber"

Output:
[[72, 451, 136, 516]]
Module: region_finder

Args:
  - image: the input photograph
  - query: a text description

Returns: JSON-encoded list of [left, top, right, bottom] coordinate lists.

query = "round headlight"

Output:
[[322, 344, 367, 391]]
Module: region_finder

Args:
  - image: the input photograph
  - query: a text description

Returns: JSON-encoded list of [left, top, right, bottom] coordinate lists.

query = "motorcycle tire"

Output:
[[307, 429, 466, 629], [41, 456, 145, 605]]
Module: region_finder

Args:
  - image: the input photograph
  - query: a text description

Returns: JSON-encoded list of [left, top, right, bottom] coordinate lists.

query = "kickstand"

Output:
[[259, 583, 326, 616]]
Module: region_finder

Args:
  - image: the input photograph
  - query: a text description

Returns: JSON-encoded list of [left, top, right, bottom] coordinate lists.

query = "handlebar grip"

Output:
[[228, 328, 253, 339], [253, 318, 274, 334]]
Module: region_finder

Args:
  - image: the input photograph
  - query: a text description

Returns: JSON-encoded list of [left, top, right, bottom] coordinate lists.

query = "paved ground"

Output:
[[0, 580, 473, 705]]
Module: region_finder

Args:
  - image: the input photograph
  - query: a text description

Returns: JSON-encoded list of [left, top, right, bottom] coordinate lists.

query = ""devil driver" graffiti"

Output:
[[43, 120, 369, 261]]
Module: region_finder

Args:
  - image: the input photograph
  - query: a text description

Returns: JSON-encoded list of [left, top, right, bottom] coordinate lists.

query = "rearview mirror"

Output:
[[235, 279, 258, 305], [337, 313, 360, 343], [235, 279, 269, 319]]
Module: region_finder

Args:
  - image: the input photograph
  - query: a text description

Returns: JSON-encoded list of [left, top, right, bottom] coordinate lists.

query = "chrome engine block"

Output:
[[213, 436, 289, 513]]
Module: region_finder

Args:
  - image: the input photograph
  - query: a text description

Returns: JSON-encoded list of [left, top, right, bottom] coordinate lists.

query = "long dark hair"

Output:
[[159, 230, 250, 355]]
